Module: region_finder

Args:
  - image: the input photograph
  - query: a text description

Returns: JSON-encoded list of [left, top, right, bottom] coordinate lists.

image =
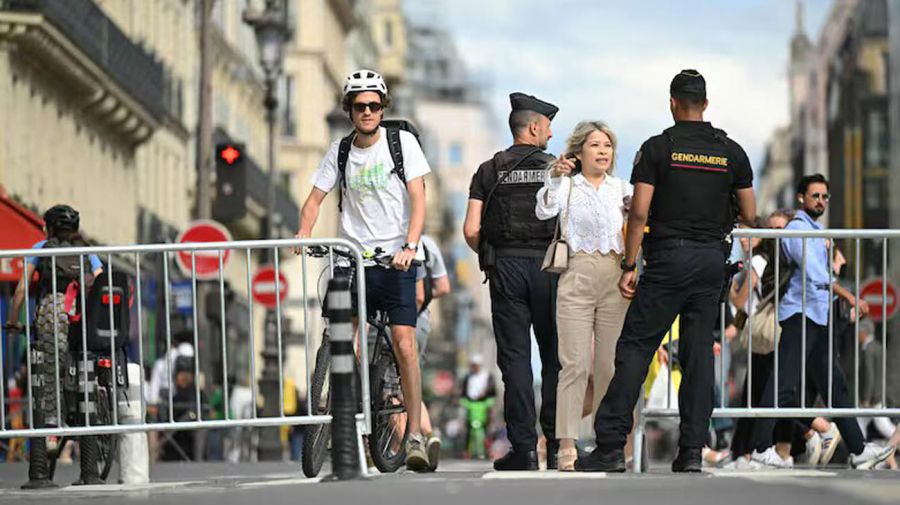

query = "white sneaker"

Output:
[[819, 423, 842, 466], [751, 447, 794, 469], [849, 444, 896, 470], [723, 455, 764, 470], [805, 431, 823, 466]]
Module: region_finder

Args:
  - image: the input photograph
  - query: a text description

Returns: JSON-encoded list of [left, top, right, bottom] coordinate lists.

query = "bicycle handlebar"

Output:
[[305, 246, 421, 268]]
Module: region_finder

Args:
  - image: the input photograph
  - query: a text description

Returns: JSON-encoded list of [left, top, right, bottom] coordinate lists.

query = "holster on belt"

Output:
[[478, 239, 495, 283]]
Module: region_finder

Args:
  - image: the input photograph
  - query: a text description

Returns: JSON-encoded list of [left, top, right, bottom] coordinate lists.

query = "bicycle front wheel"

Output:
[[302, 337, 331, 478], [367, 349, 407, 473]]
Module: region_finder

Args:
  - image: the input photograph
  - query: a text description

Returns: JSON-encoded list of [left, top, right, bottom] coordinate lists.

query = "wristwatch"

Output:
[[620, 258, 637, 272], [402, 242, 418, 252]]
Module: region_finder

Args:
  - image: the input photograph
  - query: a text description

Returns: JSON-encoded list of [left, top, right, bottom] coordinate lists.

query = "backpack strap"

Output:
[[386, 127, 405, 183], [336, 132, 355, 213]]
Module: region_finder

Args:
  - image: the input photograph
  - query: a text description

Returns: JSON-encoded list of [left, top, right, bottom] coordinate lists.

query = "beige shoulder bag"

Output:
[[541, 177, 573, 273]]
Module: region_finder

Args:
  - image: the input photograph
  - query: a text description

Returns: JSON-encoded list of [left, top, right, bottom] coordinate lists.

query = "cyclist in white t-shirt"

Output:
[[296, 69, 432, 472]]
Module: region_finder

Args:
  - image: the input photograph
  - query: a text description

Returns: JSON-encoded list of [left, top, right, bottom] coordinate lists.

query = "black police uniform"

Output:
[[469, 93, 560, 459], [591, 75, 753, 458]]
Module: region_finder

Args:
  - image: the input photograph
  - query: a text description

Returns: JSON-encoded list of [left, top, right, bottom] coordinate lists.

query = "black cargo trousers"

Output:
[[488, 254, 560, 452], [594, 240, 726, 451]]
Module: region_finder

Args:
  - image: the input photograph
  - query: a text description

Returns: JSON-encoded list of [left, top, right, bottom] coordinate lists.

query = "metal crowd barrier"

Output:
[[633, 229, 900, 473], [0, 238, 370, 451]]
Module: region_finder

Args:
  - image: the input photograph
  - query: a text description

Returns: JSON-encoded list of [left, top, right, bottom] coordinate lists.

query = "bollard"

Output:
[[326, 276, 360, 480], [118, 363, 149, 484]]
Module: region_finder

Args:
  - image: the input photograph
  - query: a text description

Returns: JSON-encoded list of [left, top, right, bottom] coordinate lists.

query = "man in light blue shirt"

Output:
[[750, 174, 893, 470]]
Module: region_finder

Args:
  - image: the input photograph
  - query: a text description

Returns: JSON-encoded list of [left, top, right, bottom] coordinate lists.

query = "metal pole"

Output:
[[801, 238, 807, 409], [774, 238, 780, 409], [828, 240, 834, 408], [855, 239, 861, 407], [219, 250, 230, 420], [194, 0, 216, 407], [136, 254, 146, 423], [24, 260, 33, 429], [883, 238, 888, 407], [108, 254, 118, 425]]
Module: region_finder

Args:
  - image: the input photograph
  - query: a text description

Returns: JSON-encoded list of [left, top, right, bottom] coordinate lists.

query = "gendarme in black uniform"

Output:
[[469, 93, 560, 469], [584, 70, 753, 471]]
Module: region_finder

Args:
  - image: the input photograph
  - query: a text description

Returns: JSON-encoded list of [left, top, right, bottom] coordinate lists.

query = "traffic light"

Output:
[[213, 142, 247, 222]]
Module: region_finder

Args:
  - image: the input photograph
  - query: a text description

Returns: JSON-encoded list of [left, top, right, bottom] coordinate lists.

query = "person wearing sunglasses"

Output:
[[747, 174, 895, 470], [296, 69, 433, 472]]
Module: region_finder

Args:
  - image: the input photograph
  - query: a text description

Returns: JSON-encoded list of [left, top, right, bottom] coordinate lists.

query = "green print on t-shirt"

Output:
[[349, 162, 391, 196]]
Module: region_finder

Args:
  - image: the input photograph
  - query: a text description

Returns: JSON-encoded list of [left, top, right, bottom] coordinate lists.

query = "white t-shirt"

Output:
[[312, 127, 431, 255]]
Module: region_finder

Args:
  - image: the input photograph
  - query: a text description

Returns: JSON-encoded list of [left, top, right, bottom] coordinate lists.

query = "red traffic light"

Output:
[[220, 145, 241, 165]]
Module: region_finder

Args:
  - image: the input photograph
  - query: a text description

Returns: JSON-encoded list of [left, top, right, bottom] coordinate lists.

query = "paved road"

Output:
[[0, 460, 897, 505]]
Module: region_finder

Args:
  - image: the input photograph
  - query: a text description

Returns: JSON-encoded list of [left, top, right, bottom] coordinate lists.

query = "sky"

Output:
[[405, 0, 833, 181]]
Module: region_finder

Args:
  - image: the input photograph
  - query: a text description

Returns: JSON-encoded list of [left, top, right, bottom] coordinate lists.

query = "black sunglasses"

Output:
[[811, 192, 830, 202], [352, 102, 384, 113]]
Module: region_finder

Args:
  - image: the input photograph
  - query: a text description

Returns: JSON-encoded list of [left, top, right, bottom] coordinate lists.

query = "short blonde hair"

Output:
[[562, 121, 618, 174]]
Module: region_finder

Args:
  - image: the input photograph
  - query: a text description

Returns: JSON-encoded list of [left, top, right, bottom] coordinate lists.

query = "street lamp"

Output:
[[243, 0, 291, 462]]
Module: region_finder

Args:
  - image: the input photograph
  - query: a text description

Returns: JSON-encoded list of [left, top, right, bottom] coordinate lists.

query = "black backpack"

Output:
[[35, 237, 94, 299], [419, 245, 434, 315], [79, 271, 132, 352], [336, 119, 422, 212]]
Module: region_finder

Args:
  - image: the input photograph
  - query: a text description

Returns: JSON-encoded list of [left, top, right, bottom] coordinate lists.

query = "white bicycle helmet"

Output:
[[343, 69, 388, 96]]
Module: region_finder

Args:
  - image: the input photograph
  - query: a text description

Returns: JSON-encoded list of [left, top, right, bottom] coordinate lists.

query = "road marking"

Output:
[[238, 477, 322, 488], [483, 471, 608, 480], [49, 481, 206, 493], [709, 469, 837, 478]]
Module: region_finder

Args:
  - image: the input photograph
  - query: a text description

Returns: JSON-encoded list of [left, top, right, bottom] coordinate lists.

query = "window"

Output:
[[384, 20, 394, 48], [865, 109, 888, 167], [450, 192, 467, 221], [281, 75, 296, 137], [448, 143, 463, 166]]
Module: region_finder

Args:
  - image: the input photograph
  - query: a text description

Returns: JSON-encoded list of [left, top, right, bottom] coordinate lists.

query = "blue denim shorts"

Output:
[[332, 266, 417, 327]]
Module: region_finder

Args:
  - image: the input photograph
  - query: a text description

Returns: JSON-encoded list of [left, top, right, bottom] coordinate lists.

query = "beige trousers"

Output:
[[555, 252, 630, 440]]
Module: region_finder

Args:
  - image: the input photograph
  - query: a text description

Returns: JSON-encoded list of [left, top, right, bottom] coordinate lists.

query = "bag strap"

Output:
[[386, 127, 405, 181], [558, 177, 574, 242], [336, 132, 355, 213], [480, 147, 543, 221]]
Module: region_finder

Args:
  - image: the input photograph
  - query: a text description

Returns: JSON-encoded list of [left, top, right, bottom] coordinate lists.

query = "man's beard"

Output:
[[356, 123, 379, 136], [806, 206, 825, 219]]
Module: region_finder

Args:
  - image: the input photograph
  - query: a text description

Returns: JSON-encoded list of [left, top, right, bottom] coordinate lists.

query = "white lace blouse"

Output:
[[535, 171, 633, 255]]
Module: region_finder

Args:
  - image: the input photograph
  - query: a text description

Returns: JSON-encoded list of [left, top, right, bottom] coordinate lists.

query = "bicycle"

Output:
[[461, 397, 494, 460], [47, 350, 124, 482], [301, 246, 418, 477], [2, 323, 119, 483]]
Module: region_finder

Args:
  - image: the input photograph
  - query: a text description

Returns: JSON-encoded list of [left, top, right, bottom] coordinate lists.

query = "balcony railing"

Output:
[[2, 0, 166, 120]]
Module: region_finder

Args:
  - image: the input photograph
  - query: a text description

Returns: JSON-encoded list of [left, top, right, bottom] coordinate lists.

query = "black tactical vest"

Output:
[[481, 146, 557, 250], [647, 125, 736, 242]]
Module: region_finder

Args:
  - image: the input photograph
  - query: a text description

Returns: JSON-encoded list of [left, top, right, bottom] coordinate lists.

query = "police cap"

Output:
[[670, 69, 706, 99], [509, 92, 558, 121]]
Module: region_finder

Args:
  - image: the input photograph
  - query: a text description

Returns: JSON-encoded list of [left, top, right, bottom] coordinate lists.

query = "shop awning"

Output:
[[0, 195, 44, 282]]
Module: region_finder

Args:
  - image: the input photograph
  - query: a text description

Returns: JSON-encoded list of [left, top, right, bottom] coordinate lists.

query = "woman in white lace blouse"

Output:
[[535, 121, 632, 471]]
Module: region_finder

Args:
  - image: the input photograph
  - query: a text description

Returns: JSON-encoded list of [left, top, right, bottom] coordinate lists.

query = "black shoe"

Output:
[[493, 449, 538, 471], [21, 479, 58, 490], [545, 439, 559, 470], [672, 448, 703, 473], [575, 448, 626, 472]]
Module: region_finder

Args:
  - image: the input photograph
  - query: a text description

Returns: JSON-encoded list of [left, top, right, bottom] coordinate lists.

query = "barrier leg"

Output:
[[119, 363, 150, 484], [357, 416, 369, 476], [325, 276, 361, 481], [633, 395, 646, 474]]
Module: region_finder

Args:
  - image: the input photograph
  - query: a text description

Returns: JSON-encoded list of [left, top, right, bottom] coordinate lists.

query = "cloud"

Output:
[[405, 0, 830, 176]]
